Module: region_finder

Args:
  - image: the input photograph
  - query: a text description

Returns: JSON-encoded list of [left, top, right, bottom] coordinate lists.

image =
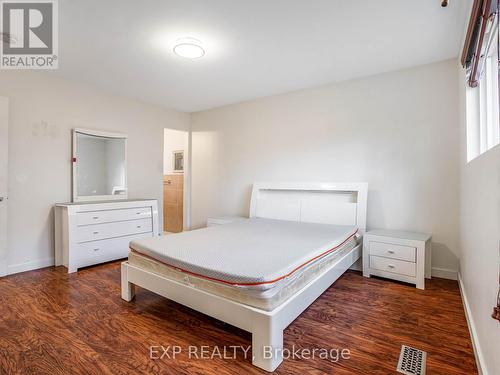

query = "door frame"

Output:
[[163, 128, 191, 232], [0, 97, 9, 277]]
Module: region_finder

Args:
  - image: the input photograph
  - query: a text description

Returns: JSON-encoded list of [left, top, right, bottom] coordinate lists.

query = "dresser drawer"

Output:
[[76, 218, 152, 243], [74, 232, 153, 261], [77, 207, 152, 226], [369, 241, 416, 262], [370, 255, 416, 277]]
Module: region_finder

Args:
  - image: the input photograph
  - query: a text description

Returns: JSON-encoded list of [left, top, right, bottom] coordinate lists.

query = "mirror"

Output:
[[72, 129, 127, 202]]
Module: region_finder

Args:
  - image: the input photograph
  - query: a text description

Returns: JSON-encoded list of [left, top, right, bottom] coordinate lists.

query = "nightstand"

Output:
[[362, 229, 432, 289], [206, 216, 247, 227]]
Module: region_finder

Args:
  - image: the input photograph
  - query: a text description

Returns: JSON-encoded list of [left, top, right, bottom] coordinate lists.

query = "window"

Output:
[[479, 33, 499, 152], [465, 9, 499, 162]]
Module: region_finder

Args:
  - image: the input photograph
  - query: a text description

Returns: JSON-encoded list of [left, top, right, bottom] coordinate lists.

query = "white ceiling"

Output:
[[52, 0, 469, 112]]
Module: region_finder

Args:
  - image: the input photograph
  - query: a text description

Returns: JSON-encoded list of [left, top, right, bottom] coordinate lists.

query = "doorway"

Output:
[[163, 128, 189, 234], [0, 97, 8, 276]]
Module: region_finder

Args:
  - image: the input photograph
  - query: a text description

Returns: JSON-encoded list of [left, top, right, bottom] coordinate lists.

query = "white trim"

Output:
[[458, 272, 486, 375], [431, 266, 458, 280], [0, 262, 6, 277], [0, 96, 10, 277], [184, 130, 192, 230], [0, 97, 8, 278], [74, 128, 128, 139], [7, 257, 54, 276]]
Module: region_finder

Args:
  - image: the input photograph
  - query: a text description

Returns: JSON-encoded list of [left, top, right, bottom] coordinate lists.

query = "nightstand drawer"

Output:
[[370, 255, 416, 277], [369, 241, 416, 262]]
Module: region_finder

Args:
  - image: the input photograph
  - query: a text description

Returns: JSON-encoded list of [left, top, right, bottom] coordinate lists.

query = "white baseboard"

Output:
[[7, 257, 54, 275], [431, 266, 458, 280], [458, 273, 486, 375], [0, 260, 7, 277]]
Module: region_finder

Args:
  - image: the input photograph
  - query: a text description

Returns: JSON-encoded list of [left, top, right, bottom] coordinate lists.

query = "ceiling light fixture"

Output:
[[173, 38, 205, 59]]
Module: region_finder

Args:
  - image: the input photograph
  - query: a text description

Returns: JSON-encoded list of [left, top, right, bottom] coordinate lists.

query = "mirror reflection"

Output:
[[75, 132, 126, 198]]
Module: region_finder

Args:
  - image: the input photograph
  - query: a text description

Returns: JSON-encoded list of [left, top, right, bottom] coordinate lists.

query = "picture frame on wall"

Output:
[[173, 150, 184, 173]]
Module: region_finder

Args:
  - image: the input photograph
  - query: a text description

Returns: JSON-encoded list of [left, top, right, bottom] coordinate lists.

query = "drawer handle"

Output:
[[93, 231, 99, 234], [92, 216, 99, 220], [93, 248, 99, 252], [137, 225, 142, 228], [388, 264, 395, 269], [387, 250, 395, 254]]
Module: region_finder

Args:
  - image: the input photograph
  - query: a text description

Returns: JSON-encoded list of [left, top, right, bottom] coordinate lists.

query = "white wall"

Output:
[[191, 59, 460, 274], [0, 71, 190, 274], [458, 64, 500, 375]]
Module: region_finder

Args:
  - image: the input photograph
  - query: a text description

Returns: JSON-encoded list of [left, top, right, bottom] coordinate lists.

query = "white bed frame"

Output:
[[121, 182, 368, 372]]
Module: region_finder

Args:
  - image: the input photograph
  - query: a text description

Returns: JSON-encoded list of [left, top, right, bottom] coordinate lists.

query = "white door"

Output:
[[0, 97, 8, 276]]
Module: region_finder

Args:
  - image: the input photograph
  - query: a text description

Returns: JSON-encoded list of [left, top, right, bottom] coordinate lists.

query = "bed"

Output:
[[121, 182, 368, 372]]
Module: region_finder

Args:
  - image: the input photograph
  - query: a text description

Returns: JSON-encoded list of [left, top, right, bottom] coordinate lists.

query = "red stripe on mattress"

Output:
[[129, 229, 358, 287]]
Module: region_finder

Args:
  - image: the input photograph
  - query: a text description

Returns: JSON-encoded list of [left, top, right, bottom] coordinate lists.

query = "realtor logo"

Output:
[[0, 0, 58, 69]]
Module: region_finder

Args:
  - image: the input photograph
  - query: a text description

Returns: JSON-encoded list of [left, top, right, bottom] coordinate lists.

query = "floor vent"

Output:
[[396, 345, 427, 375]]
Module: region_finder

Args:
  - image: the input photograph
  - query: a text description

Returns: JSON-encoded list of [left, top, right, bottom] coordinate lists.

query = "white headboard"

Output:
[[249, 182, 368, 233]]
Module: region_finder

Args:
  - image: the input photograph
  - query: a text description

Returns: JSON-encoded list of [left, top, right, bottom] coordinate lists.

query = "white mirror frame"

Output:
[[72, 128, 128, 202]]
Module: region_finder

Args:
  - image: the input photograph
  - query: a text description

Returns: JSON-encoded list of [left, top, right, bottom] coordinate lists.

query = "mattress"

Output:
[[128, 218, 359, 310], [130, 218, 358, 289]]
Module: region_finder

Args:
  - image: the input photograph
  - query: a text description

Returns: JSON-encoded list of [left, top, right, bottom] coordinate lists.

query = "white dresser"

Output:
[[362, 229, 432, 290], [55, 199, 159, 273]]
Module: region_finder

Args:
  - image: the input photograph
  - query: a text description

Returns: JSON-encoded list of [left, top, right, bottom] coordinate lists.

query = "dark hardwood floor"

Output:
[[0, 262, 477, 374]]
